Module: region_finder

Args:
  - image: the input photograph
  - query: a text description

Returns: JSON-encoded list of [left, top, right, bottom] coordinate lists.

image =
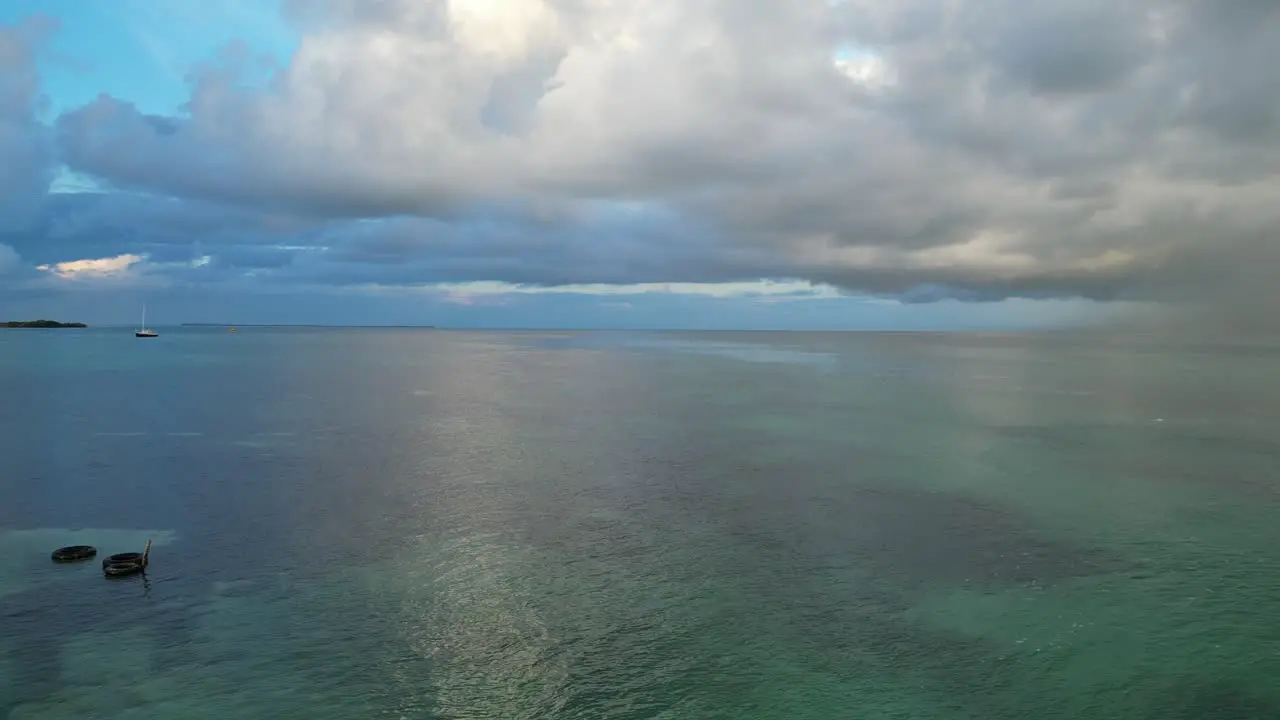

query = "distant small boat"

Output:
[[135, 304, 158, 338], [228, 327, 237, 333]]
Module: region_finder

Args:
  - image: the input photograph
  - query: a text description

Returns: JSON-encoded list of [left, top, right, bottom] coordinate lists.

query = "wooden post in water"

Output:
[[142, 539, 151, 568]]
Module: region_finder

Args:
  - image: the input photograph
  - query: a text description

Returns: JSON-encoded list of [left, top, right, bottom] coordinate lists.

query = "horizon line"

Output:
[[71, 323, 1083, 333]]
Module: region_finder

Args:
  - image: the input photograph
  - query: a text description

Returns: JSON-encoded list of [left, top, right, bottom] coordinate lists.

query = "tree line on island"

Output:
[[3, 320, 88, 328]]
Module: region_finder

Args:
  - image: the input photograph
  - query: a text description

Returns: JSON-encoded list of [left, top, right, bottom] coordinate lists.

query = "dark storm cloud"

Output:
[[219, 209, 781, 289], [6, 188, 782, 293], [0, 243, 22, 275], [1, 191, 317, 267], [0, 16, 57, 233], [979, 2, 1152, 95]]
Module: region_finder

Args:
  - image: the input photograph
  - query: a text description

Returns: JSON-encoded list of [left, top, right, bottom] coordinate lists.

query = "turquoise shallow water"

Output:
[[3, 328, 1280, 718]]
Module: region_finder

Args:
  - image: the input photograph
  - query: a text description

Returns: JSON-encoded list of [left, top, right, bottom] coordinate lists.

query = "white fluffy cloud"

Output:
[[36, 252, 144, 279], [29, 0, 1280, 306]]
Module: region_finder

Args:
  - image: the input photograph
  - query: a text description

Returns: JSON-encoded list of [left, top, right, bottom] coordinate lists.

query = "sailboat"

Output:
[[135, 304, 158, 338]]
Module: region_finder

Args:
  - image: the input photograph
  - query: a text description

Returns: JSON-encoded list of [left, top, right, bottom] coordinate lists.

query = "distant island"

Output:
[[4, 320, 87, 329]]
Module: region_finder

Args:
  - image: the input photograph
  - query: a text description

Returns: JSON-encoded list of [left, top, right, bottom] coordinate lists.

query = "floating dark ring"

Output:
[[51, 545, 97, 563], [103, 561, 146, 578], [101, 552, 144, 569]]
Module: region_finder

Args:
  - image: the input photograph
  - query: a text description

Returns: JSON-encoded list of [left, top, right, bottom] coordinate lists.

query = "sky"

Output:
[[0, 0, 1276, 330]]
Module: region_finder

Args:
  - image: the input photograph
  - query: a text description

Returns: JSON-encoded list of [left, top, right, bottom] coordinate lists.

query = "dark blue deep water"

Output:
[[3, 328, 1280, 718]]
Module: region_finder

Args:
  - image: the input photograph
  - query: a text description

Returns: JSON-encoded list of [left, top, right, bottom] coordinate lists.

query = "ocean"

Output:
[[2, 327, 1279, 718]]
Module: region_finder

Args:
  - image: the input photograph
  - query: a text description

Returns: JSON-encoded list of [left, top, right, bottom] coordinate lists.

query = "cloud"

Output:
[[36, 252, 143, 279], [0, 243, 20, 274], [0, 15, 57, 231], [8, 0, 1278, 321]]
